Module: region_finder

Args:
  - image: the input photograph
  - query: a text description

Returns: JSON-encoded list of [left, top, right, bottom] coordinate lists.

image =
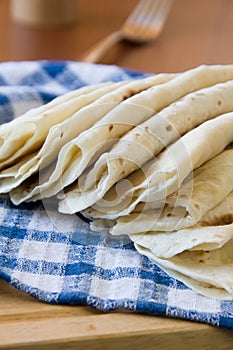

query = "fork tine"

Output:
[[82, 0, 173, 62], [126, 0, 150, 25], [150, 0, 173, 28], [139, 0, 164, 27], [123, 0, 172, 42], [123, 0, 155, 38]]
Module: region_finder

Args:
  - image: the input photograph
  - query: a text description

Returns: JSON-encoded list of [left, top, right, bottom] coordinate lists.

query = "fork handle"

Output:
[[81, 31, 123, 63]]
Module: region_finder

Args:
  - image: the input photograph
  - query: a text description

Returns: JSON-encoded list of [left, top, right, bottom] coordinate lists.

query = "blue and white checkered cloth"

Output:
[[0, 60, 232, 330]]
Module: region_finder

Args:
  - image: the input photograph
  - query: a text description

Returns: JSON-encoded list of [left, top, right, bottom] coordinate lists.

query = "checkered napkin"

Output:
[[0, 61, 232, 330]]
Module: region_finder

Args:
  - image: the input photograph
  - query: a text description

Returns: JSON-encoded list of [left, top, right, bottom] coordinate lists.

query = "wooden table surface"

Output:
[[0, 0, 233, 348], [1, 0, 233, 72]]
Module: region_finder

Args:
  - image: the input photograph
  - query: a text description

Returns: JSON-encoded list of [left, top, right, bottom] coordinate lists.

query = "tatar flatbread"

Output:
[[86, 113, 233, 220], [6, 73, 176, 202], [109, 148, 233, 235], [0, 81, 125, 170], [129, 190, 233, 258], [135, 240, 233, 300], [60, 79, 233, 215], [0, 74, 173, 193]]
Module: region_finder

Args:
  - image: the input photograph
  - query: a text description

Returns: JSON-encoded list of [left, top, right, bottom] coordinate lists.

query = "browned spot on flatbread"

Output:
[[201, 213, 233, 226], [118, 157, 124, 166], [166, 125, 173, 132], [226, 143, 233, 149], [109, 124, 113, 132], [122, 89, 137, 100], [218, 99, 222, 106]]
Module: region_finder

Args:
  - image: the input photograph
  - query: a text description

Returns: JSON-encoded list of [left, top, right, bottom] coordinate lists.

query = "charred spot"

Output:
[[199, 260, 205, 263], [201, 213, 233, 226], [218, 99, 222, 106], [122, 90, 135, 100], [119, 157, 124, 165], [166, 125, 173, 132], [194, 203, 200, 209], [213, 213, 233, 226], [200, 220, 210, 227], [60, 131, 64, 138], [144, 126, 149, 131], [135, 133, 140, 137], [109, 124, 114, 132]]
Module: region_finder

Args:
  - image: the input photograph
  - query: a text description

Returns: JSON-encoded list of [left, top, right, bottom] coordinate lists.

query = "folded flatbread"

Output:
[[0, 82, 110, 139], [7, 73, 177, 203], [86, 112, 233, 220], [135, 238, 233, 300], [132, 190, 233, 300], [1, 64, 233, 301], [59, 79, 233, 214], [109, 148, 233, 235], [7, 64, 233, 207], [1, 74, 174, 194], [129, 190, 233, 258], [0, 81, 127, 170]]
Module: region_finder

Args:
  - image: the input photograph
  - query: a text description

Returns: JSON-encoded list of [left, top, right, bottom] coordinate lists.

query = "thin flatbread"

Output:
[[128, 190, 233, 258], [91, 148, 233, 235], [135, 240, 233, 300], [1, 74, 173, 193], [86, 113, 233, 220], [0, 81, 125, 169], [0, 82, 110, 140], [59, 76, 233, 214], [7, 73, 176, 202]]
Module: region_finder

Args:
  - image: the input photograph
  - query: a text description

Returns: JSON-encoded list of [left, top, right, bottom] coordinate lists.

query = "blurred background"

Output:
[[0, 0, 233, 73]]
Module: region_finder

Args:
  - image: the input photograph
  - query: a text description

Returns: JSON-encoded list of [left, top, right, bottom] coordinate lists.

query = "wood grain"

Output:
[[1, 0, 233, 73], [0, 281, 233, 350]]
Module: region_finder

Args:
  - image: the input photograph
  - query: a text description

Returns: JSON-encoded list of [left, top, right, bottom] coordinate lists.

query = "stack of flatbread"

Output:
[[0, 65, 232, 300]]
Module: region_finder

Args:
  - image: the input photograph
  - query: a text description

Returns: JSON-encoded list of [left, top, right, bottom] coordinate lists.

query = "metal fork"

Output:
[[82, 0, 173, 63]]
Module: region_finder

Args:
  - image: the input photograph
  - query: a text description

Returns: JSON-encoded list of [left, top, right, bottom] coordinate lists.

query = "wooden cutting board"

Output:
[[0, 280, 233, 349]]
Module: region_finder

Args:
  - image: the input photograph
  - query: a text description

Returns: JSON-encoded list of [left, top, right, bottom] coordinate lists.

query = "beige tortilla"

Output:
[[57, 67, 233, 213], [59, 78, 233, 214], [86, 112, 233, 220], [128, 190, 233, 258], [91, 148, 233, 235], [0, 82, 110, 141], [0, 81, 125, 170], [0, 75, 169, 191], [6, 73, 176, 202], [135, 239, 233, 300], [8, 64, 233, 208]]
